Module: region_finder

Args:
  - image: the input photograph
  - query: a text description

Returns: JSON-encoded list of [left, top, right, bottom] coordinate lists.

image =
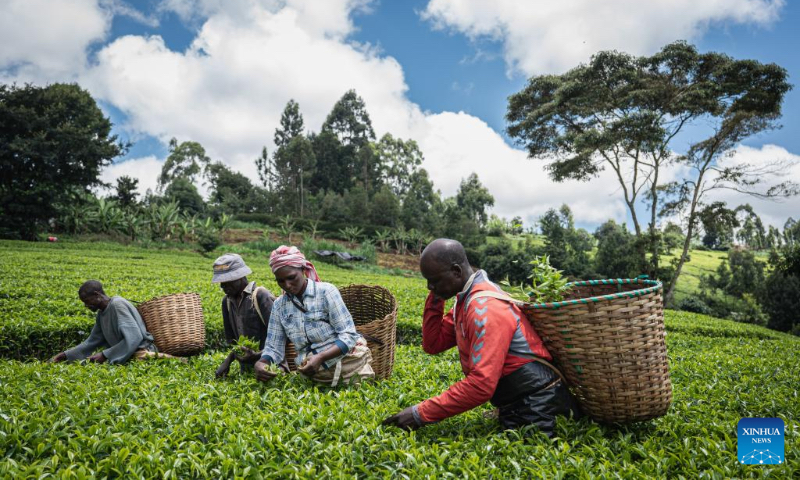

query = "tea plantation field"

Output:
[[1, 240, 798, 478]]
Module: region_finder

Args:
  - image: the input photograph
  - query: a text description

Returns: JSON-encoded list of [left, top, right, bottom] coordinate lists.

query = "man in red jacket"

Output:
[[383, 238, 580, 437]]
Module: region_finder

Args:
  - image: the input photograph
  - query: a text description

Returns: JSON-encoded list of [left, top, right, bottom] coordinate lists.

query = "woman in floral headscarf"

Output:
[[254, 246, 374, 387]]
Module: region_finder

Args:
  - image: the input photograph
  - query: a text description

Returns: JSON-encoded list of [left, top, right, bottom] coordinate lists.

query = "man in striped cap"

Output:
[[212, 253, 276, 377]]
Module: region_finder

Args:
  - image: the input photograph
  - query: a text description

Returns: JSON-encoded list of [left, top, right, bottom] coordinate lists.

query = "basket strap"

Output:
[[466, 291, 566, 384], [466, 290, 523, 307], [252, 286, 275, 328]]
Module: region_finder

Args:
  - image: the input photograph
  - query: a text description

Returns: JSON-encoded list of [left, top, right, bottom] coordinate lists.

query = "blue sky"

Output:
[[2, 0, 799, 229]]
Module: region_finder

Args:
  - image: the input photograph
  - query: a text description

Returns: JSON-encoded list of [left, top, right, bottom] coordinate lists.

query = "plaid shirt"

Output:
[[260, 280, 361, 369]]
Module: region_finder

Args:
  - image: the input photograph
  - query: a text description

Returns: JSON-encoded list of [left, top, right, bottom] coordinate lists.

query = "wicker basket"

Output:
[[520, 278, 671, 424], [136, 293, 206, 357], [284, 284, 397, 380]]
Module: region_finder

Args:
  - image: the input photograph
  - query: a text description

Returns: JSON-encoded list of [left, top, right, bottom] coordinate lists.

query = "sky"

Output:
[[2, 0, 799, 231]]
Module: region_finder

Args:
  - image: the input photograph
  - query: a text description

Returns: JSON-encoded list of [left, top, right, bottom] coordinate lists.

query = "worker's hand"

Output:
[[254, 359, 279, 383], [48, 352, 67, 363], [215, 361, 231, 378], [382, 406, 423, 431], [88, 352, 107, 364], [297, 354, 321, 377], [238, 347, 261, 363]]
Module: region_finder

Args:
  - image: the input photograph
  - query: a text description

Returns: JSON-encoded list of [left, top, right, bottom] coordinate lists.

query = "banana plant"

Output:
[[373, 229, 392, 253], [305, 219, 322, 240], [278, 215, 296, 244], [147, 202, 180, 241], [217, 213, 232, 235], [118, 211, 143, 241], [93, 199, 122, 234], [338, 226, 364, 248], [392, 226, 408, 255]]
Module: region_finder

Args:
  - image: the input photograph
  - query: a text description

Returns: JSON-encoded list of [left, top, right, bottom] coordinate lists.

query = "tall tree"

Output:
[[322, 90, 375, 149], [400, 169, 440, 233], [506, 41, 795, 303], [274, 136, 316, 216], [322, 90, 376, 190], [376, 133, 424, 197], [158, 138, 210, 191], [309, 130, 348, 194], [255, 146, 272, 190], [115, 175, 140, 210], [455, 173, 494, 227], [0, 83, 125, 239], [506, 41, 795, 287], [206, 162, 258, 214], [274, 99, 305, 149], [698, 202, 739, 250]]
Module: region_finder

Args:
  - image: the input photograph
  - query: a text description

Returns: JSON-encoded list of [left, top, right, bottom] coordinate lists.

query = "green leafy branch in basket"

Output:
[[232, 335, 260, 360], [526, 255, 571, 303]]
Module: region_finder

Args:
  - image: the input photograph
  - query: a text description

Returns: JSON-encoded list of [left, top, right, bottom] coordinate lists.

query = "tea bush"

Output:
[[1, 240, 798, 477], [0, 240, 427, 359], [1, 337, 797, 478]]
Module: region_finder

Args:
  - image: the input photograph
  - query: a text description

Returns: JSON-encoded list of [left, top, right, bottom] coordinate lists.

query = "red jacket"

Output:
[[417, 270, 551, 423]]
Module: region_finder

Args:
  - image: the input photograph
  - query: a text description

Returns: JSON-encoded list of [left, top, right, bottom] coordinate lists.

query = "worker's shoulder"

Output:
[[253, 285, 276, 302], [107, 296, 138, 315]]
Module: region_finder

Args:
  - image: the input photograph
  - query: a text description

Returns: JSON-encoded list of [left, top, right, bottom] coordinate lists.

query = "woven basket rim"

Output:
[[526, 278, 662, 310]]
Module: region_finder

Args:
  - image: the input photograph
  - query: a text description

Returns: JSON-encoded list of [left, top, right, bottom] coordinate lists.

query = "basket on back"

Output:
[[285, 284, 398, 380], [520, 278, 671, 424], [137, 293, 206, 356]]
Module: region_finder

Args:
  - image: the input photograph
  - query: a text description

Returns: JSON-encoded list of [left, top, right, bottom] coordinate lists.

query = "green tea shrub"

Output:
[[0, 240, 426, 359], [675, 296, 712, 316]]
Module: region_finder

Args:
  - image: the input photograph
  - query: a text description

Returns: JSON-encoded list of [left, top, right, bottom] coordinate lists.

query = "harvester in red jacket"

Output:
[[383, 238, 581, 437]]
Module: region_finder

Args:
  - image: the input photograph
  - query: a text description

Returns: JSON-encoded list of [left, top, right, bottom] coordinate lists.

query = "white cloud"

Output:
[[421, 0, 785, 76], [0, 0, 109, 82], [82, 2, 423, 182], [417, 112, 628, 228], [3, 0, 797, 232], [100, 156, 164, 197], [705, 144, 800, 228]]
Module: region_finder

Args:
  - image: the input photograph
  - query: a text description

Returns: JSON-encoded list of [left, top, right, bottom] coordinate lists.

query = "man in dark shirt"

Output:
[[212, 253, 276, 377]]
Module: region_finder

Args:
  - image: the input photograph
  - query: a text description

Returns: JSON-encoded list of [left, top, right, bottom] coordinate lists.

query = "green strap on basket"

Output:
[[528, 277, 662, 310]]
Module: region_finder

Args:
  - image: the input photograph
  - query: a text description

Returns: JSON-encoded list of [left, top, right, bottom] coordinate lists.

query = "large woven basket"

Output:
[[284, 284, 397, 380], [136, 293, 206, 357], [520, 278, 671, 424]]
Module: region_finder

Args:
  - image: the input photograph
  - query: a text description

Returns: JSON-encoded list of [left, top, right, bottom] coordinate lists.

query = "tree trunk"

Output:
[[649, 165, 660, 277], [665, 172, 705, 305]]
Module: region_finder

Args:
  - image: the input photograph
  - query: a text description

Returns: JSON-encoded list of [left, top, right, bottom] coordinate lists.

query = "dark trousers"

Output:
[[491, 361, 582, 437]]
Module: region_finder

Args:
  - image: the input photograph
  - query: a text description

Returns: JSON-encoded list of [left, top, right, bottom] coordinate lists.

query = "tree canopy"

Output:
[[0, 83, 125, 239]]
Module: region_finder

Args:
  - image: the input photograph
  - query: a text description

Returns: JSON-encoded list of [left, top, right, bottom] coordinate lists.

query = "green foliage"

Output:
[[0, 240, 425, 359], [474, 239, 536, 285], [338, 226, 364, 247], [164, 176, 205, 216], [525, 255, 571, 303], [0, 83, 125, 240], [232, 335, 260, 360], [760, 245, 800, 333], [115, 175, 140, 210], [594, 220, 646, 279], [1, 321, 797, 477], [538, 205, 594, 277], [454, 173, 494, 227], [699, 202, 739, 250], [158, 137, 210, 191]]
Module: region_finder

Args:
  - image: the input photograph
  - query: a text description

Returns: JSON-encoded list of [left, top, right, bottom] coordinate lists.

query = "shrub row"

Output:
[[0, 241, 427, 360], [1, 335, 798, 477]]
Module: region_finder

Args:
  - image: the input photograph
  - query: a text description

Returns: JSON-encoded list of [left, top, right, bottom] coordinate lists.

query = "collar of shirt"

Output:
[[243, 281, 256, 296], [454, 270, 484, 316], [286, 278, 317, 306]]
